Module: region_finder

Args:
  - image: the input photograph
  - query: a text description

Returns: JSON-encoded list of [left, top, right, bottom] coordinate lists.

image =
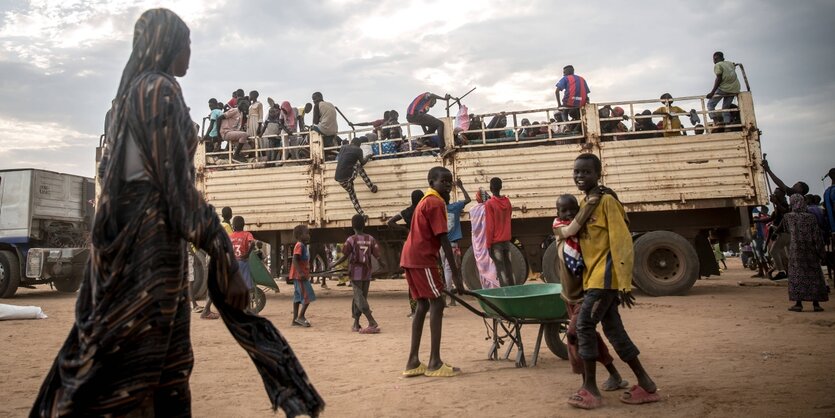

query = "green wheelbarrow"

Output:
[[447, 283, 569, 367], [249, 250, 279, 314]]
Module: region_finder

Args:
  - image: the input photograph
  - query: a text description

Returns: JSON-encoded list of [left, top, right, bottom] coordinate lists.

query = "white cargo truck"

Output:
[[0, 169, 95, 297]]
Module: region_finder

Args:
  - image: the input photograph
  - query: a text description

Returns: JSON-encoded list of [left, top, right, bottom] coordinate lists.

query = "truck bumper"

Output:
[[25, 247, 89, 279]]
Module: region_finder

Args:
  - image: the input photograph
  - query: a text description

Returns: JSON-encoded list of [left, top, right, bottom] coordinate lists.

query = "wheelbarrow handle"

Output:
[[443, 289, 518, 323]]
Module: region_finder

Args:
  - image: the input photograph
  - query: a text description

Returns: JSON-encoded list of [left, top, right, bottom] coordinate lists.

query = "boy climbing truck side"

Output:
[[187, 91, 767, 297], [0, 169, 94, 298]]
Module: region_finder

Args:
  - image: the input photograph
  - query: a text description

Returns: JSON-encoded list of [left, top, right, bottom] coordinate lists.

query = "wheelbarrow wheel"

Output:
[[250, 287, 266, 314], [543, 322, 568, 360]]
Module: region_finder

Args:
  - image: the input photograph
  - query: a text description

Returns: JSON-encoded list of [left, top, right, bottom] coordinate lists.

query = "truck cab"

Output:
[[0, 169, 94, 297]]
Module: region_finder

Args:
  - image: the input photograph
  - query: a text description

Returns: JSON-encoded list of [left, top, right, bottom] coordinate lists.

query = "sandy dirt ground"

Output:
[[2, 257, 834, 417]]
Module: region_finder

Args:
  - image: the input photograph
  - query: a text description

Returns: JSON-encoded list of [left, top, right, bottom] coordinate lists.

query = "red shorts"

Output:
[[404, 267, 444, 299]]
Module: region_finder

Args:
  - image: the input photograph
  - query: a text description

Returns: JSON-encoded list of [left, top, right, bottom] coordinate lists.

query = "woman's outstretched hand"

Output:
[[225, 271, 249, 311]]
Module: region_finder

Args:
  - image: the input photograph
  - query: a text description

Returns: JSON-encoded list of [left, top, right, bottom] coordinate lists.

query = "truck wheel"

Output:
[[461, 244, 529, 290], [632, 231, 699, 296], [0, 250, 20, 298], [192, 251, 208, 300], [541, 241, 559, 284], [53, 265, 84, 293], [543, 322, 568, 360]]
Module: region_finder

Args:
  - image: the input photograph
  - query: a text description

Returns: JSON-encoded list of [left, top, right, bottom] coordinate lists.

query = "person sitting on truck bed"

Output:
[[335, 136, 379, 216], [384, 110, 403, 140], [485, 177, 514, 287], [217, 98, 250, 162], [653, 93, 688, 137], [204, 98, 223, 152], [406, 91, 452, 152], [225, 88, 244, 111], [261, 99, 283, 162], [555, 65, 590, 129]]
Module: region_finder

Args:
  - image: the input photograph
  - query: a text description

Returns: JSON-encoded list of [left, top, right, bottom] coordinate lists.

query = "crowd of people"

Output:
[[746, 163, 834, 312], [199, 52, 745, 166], [38, 7, 826, 417]]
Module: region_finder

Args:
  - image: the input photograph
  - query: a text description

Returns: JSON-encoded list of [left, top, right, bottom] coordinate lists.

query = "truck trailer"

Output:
[[187, 92, 767, 296]]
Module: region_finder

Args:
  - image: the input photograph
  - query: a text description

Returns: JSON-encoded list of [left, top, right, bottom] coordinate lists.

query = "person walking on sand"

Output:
[[31, 9, 323, 417], [401, 167, 465, 378], [553, 193, 629, 394], [330, 214, 386, 333], [784, 194, 828, 312], [567, 153, 660, 409]]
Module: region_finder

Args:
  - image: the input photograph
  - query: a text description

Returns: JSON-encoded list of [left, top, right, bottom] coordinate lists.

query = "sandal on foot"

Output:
[[620, 385, 661, 405], [359, 325, 380, 334], [424, 364, 460, 377], [402, 363, 427, 377], [192, 306, 204, 313], [602, 379, 630, 391], [788, 305, 803, 312], [352, 324, 361, 332], [567, 389, 603, 409], [200, 312, 219, 320], [294, 319, 311, 327]]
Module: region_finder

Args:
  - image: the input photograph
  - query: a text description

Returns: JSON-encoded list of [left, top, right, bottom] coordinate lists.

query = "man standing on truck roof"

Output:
[[705, 51, 740, 127], [555, 65, 590, 128], [335, 135, 379, 217], [406, 91, 452, 154]]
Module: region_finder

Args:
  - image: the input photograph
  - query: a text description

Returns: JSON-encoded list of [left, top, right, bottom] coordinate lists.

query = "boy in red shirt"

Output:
[[401, 166, 464, 377], [330, 214, 386, 334], [229, 216, 256, 292], [290, 225, 316, 327], [485, 177, 514, 287]]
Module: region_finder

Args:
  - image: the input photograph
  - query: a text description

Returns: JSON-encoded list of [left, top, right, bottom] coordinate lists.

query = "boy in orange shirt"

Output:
[[401, 167, 464, 377]]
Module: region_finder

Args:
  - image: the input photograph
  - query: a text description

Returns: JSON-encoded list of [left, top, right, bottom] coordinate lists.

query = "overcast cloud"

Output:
[[1, 0, 833, 195]]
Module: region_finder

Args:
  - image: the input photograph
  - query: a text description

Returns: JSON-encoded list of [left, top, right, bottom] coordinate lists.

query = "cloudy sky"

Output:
[[1, 0, 833, 195]]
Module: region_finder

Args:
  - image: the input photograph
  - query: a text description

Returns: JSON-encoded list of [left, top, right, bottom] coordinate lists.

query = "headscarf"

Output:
[[280, 100, 297, 131], [790, 193, 807, 213]]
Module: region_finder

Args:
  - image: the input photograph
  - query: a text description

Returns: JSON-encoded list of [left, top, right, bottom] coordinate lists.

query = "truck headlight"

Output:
[[26, 249, 44, 278]]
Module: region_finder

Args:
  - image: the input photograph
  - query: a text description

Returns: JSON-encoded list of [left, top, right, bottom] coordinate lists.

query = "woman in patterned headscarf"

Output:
[[31, 9, 323, 417], [784, 193, 828, 312]]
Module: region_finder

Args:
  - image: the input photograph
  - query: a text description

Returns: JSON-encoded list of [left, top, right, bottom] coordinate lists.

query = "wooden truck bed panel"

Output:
[[203, 165, 314, 229], [600, 133, 761, 211]]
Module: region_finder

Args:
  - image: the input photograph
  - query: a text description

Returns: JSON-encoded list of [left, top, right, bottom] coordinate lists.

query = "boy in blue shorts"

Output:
[[290, 225, 316, 327]]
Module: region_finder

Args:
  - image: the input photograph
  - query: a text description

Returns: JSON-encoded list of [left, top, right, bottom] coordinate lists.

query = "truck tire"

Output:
[[53, 265, 84, 293], [461, 244, 529, 290], [541, 241, 559, 284], [0, 250, 21, 298], [543, 322, 568, 360], [632, 231, 699, 296], [192, 251, 208, 300]]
